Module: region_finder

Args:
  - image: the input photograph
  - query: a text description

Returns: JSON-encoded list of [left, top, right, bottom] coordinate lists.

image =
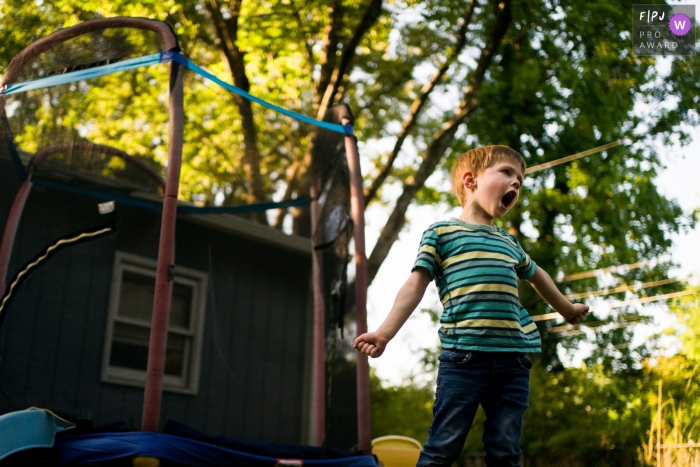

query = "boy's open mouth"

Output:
[[501, 190, 517, 209]]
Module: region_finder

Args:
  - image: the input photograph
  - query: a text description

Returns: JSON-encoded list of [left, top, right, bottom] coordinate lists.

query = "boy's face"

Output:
[[462, 158, 524, 223]]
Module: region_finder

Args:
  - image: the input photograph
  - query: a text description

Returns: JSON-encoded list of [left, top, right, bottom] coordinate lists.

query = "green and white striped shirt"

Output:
[[413, 218, 541, 353]]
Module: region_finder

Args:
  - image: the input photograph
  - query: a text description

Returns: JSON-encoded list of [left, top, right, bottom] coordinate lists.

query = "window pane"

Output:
[[170, 282, 193, 328], [165, 333, 186, 376], [118, 271, 155, 322], [118, 270, 193, 329], [110, 322, 149, 371], [110, 322, 188, 376]]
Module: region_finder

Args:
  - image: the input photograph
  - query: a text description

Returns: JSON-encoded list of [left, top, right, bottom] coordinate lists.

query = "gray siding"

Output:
[[0, 169, 312, 444]]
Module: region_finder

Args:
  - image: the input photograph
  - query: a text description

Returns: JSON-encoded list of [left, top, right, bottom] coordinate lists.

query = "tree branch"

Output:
[[364, 0, 477, 205], [205, 0, 269, 224], [316, 0, 384, 117], [278, 0, 385, 233], [314, 0, 344, 111], [366, 0, 513, 285], [291, 2, 316, 69], [270, 0, 346, 231]]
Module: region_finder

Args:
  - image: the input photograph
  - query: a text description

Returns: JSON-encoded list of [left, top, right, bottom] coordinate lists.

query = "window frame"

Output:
[[101, 251, 208, 395]]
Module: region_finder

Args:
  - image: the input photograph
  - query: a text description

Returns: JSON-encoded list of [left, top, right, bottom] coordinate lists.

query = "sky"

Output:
[[362, 122, 700, 387]]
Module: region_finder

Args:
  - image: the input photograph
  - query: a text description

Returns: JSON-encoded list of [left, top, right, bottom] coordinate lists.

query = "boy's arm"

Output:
[[353, 267, 431, 358], [527, 266, 589, 324]]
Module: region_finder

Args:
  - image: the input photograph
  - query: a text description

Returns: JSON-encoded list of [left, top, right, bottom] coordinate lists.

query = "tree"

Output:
[[1, 0, 697, 367], [375, 0, 696, 368]]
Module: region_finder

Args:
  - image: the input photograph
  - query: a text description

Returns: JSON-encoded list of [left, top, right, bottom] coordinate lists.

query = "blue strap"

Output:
[[164, 51, 353, 135], [1, 51, 353, 135], [31, 177, 164, 212], [177, 197, 309, 214], [1, 53, 164, 96], [31, 177, 310, 213]]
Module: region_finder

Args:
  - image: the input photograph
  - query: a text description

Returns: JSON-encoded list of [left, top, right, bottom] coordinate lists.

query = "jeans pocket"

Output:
[[438, 350, 472, 366], [518, 355, 533, 370]]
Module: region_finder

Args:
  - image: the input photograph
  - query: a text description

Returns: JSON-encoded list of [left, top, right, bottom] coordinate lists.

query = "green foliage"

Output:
[[641, 355, 700, 466], [523, 359, 651, 462], [460, 0, 695, 369], [0, 0, 382, 208], [1, 0, 693, 219], [2, 3, 700, 459], [371, 352, 700, 464], [668, 286, 700, 360], [370, 372, 434, 444], [1, 0, 693, 265]]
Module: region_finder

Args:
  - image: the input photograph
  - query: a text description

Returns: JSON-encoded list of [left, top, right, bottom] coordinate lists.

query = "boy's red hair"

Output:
[[451, 145, 526, 206]]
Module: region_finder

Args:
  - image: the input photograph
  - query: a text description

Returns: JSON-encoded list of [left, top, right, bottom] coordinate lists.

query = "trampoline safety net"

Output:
[[0, 19, 362, 450]]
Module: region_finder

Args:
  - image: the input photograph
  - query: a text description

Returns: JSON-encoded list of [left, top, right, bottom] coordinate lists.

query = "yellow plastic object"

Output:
[[131, 456, 160, 467], [372, 436, 422, 467]]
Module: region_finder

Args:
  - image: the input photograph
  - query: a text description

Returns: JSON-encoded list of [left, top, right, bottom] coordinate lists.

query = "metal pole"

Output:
[[310, 178, 326, 446], [0, 181, 32, 297], [141, 61, 184, 431], [341, 115, 371, 455]]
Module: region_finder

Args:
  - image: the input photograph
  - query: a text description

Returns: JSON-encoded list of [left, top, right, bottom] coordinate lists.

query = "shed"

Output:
[[0, 153, 318, 445]]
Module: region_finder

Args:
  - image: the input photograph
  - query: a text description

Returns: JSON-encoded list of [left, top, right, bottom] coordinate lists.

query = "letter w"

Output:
[[674, 20, 686, 29]]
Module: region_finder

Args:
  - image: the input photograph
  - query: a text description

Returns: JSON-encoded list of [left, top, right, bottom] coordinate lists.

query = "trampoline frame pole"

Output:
[[342, 117, 372, 455], [310, 177, 326, 447], [0, 181, 32, 297], [142, 61, 184, 432]]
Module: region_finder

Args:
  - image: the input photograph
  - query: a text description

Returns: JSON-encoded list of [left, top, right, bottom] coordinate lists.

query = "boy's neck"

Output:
[[458, 203, 496, 226]]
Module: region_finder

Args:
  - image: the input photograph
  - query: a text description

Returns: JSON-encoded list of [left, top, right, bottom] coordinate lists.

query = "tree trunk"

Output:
[[366, 0, 513, 285], [364, 0, 477, 206], [284, 0, 384, 236], [205, 0, 269, 225]]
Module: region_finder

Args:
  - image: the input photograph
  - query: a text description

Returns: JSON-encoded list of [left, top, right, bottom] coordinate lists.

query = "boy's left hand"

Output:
[[565, 303, 589, 325]]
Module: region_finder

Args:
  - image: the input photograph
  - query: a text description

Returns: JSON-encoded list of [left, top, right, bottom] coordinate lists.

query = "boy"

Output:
[[354, 146, 588, 467]]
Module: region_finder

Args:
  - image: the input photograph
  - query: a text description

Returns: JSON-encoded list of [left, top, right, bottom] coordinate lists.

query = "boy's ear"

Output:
[[462, 171, 476, 190]]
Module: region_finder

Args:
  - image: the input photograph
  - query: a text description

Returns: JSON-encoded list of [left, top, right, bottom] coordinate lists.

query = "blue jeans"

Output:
[[416, 350, 531, 467]]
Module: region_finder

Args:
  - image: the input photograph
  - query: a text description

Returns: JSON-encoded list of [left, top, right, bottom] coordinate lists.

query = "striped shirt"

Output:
[[413, 218, 541, 353]]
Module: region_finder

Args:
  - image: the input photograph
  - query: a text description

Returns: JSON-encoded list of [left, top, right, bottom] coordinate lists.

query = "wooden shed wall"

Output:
[[0, 171, 313, 444]]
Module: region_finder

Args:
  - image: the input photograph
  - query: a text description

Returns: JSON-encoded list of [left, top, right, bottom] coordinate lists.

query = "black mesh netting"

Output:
[[12, 28, 167, 84], [0, 22, 362, 449], [2, 26, 171, 198], [311, 105, 354, 338], [310, 104, 358, 448]]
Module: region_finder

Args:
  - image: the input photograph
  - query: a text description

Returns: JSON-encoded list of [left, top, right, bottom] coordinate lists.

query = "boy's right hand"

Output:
[[353, 332, 390, 358]]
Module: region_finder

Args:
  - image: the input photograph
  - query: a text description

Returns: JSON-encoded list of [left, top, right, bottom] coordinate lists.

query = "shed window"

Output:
[[102, 252, 207, 394]]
